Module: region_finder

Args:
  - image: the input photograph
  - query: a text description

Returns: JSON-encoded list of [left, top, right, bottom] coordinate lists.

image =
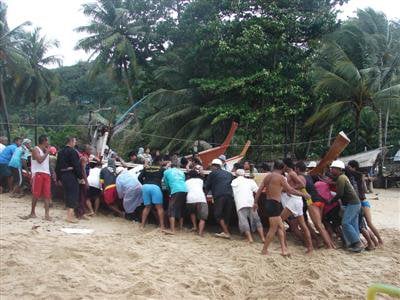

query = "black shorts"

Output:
[[87, 186, 101, 200], [168, 192, 187, 219], [324, 206, 341, 228], [60, 172, 80, 209], [10, 167, 22, 187], [213, 195, 234, 223], [264, 199, 283, 218]]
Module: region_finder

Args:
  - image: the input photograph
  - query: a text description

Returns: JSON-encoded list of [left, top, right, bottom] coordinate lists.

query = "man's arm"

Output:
[[80, 157, 89, 186], [71, 150, 83, 179], [32, 147, 48, 164], [330, 176, 345, 203], [288, 171, 305, 189], [282, 178, 310, 198], [204, 172, 212, 194]]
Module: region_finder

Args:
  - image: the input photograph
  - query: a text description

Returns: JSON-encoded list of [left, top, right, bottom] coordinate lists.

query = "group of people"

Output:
[[0, 135, 383, 255]]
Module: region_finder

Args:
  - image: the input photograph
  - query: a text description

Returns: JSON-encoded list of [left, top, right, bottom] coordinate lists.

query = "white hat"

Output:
[[236, 169, 245, 176], [116, 166, 125, 175], [307, 161, 317, 168], [211, 158, 223, 166], [330, 160, 345, 170]]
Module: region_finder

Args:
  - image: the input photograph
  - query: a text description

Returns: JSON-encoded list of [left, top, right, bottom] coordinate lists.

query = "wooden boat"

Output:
[[309, 131, 350, 175], [225, 140, 251, 171], [186, 121, 238, 168]]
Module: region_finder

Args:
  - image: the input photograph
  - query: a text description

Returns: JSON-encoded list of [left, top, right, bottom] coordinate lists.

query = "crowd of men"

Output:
[[0, 135, 383, 255]]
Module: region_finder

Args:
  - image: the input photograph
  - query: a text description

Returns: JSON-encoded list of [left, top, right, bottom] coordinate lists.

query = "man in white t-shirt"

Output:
[[86, 163, 102, 216], [231, 169, 265, 243], [186, 168, 208, 236]]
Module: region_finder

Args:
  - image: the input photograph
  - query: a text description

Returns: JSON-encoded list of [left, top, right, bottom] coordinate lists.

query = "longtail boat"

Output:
[[310, 131, 350, 175], [225, 141, 251, 171]]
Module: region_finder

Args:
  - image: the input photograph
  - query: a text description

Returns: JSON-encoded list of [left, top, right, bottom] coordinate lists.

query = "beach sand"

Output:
[[1, 189, 399, 299]]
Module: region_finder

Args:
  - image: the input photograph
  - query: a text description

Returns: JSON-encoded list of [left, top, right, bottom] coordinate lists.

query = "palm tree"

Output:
[[75, 0, 141, 105], [0, 2, 31, 140], [16, 28, 61, 142], [307, 9, 400, 151]]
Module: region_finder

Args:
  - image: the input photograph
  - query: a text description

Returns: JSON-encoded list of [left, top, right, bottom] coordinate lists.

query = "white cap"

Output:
[[211, 158, 223, 166], [330, 160, 345, 170], [116, 166, 125, 175], [307, 161, 317, 168], [236, 169, 245, 176]]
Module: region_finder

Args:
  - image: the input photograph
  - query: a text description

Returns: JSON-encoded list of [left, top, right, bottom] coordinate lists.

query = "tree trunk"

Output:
[[378, 108, 383, 178], [34, 101, 38, 144], [0, 73, 11, 141], [354, 111, 361, 153], [384, 109, 389, 146], [327, 124, 333, 147], [122, 60, 134, 104], [291, 116, 296, 157]]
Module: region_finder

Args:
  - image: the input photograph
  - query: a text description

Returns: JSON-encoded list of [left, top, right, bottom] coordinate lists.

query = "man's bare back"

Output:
[[286, 169, 305, 190], [263, 172, 286, 201]]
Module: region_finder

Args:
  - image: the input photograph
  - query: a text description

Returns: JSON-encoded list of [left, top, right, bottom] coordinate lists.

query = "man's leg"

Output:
[[308, 205, 335, 249], [86, 198, 95, 215], [94, 197, 100, 214], [155, 204, 165, 230], [297, 215, 313, 253], [109, 203, 125, 218], [198, 219, 206, 237], [190, 213, 197, 231], [238, 208, 252, 242], [262, 217, 279, 255], [44, 198, 51, 221], [342, 204, 362, 249], [363, 206, 383, 245], [141, 205, 152, 228], [277, 219, 290, 256]]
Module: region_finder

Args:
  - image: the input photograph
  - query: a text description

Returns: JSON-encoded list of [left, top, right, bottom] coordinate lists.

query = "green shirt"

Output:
[[332, 174, 360, 205]]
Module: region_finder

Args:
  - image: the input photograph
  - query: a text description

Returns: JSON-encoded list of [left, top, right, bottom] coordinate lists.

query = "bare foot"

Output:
[[261, 248, 270, 255], [86, 212, 95, 217], [44, 216, 53, 222], [80, 215, 90, 220], [189, 227, 197, 232], [66, 218, 79, 223], [305, 248, 313, 255], [162, 229, 175, 235], [20, 214, 37, 220], [281, 248, 291, 257]]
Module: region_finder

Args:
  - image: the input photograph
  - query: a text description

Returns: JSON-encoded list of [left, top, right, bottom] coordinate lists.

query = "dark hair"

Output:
[[180, 157, 189, 168], [273, 160, 285, 170], [295, 161, 307, 172], [65, 136, 76, 144], [13, 137, 22, 143], [257, 162, 271, 172], [128, 151, 137, 157], [233, 163, 243, 170], [348, 160, 360, 170], [187, 170, 201, 179], [38, 135, 48, 144], [283, 158, 294, 169], [153, 156, 162, 165]]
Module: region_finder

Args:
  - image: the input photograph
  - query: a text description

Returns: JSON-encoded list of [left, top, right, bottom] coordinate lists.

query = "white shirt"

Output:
[[87, 167, 101, 189], [231, 176, 258, 211], [186, 178, 207, 204], [0, 143, 5, 154], [31, 146, 50, 175]]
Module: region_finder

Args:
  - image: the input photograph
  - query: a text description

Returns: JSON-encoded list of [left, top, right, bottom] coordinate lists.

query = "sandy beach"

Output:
[[1, 189, 399, 299]]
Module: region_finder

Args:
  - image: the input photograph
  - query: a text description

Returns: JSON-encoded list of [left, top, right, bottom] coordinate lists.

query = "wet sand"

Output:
[[1, 189, 399, 299]]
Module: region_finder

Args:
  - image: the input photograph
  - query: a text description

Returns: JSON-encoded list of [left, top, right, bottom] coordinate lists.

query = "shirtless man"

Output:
[[282, 158, 314, 253], [254, 160, 309, 256]]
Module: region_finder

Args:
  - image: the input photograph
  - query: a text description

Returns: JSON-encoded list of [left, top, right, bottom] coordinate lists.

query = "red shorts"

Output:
[[103, 185, 117, 205], [32, 172, 51, 199]]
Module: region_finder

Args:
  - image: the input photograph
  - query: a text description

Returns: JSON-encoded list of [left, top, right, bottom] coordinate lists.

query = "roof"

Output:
[[340, 148, 382, 168]]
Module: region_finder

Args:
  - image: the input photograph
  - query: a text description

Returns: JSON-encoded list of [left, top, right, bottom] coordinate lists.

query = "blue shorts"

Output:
[[142, 184, 163, 206], [361, 200, 371, 208]]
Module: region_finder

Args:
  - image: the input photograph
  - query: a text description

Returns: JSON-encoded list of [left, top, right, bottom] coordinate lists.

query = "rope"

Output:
[[0, 122, 354, 148]]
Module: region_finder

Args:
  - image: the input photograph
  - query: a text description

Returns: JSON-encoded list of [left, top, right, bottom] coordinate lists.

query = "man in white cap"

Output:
[[306, 161, 317, 172], [205, 158, 234, 239], [231, 169, 265, 243], [329, 160, 363, 252]]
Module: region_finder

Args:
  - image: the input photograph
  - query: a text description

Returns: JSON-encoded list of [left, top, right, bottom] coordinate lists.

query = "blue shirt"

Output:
[[163, 167, 187, 195], [0, 144, 17, 164], [8, 146, 30, 169]]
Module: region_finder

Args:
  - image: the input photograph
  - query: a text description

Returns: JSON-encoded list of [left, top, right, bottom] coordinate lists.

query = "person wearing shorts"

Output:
[[138, 157, 165, 229], [9, 139, 31, 197], [231, 169, 264, 243], [186, 169, 208, 236], [163, 163, 187, 234], [255, 160, 309, 256], [22, 135, 52, 221], [100, 159, 124, 218], [56, 137, 83, 223], [86, 163, 102, 216], [205, 159, 234, 239], [0, 137, 22, 193]]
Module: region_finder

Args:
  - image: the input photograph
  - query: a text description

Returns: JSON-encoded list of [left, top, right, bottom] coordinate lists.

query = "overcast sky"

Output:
[[4, 0, 400, 67]]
